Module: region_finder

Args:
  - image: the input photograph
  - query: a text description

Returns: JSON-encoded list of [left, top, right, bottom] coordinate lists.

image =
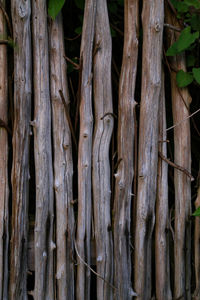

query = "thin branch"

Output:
[[166, 108, 200, 132], [159, 151, 194, 181], [0, 1, 13, 37], [63, 55, 80, 70], [59, 90, 77, 150], [0, 39, 8, 44], [164, 23, 181, 32]]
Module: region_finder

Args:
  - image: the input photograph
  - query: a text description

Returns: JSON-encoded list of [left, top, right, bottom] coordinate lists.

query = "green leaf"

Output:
[[184, 0, 200, 9], [166, 27, 199, 56], [190, 15, 200, 30], [74, 26, 82, 34], [176, 70, 193, 87], [176, 2, 189, 13], [186, 54, 195, 67], [110, 27, 116, 37], [75, 0, 85, 10], [193, 206, 200, 216], [48, 0, 65, 20], [192, 67, 200, 84]]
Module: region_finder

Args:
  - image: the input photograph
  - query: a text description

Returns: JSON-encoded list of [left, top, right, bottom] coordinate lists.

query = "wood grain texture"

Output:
[[165, 5, 192, 298], [49, 14, 75, 300], [32, 1, 54, 299], [134, 1, 164, 299], [76, 1, 96, 299], [10, 1, 32, 299], [93, 0, 114, 298], [0, 1, 9, 299], [155, 69, 172, 300], [113, 0, 138, 299]]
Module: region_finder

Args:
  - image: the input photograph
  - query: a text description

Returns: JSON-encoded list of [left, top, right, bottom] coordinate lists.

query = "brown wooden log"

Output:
[[134, 1, 164, 298], [49, 14, 75, 300], [0, 1, 9, 299], [93, 0, 114, 298], [32, 1, 54, 299], [194, 169, 200, 300], [165, 5, 192, 299], [155, 69, 172, 300], [76, 1, 96, 299], [113, 0, 138, 298], [9, 1, 32, 299]]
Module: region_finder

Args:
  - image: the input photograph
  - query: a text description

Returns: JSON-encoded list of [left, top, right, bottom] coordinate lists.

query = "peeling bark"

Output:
[[10, 0, 32, 299], [93, 0, 114, 298], [134, 1, 164, 299], [76, 1, 96, 300], [0, 1, 9, 299], [155, 69, 172, 300], [32, 1, 54, 299], [49, 14, 74, 300], [113, 0, 138, 299]]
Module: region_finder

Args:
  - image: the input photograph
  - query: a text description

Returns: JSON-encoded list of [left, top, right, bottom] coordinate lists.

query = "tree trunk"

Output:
[[165, 5, 192, 299], [134, 0, 164, 298], [194, 166, 200, 300], [113, 0, 138, 298], [76, 1, 96, 299], [10, 0, 32, 299], [49, 13, 74, 300], [93, 0, 114, 298], [0, 1, 9, 299], [32, 1, 54, 299], [155, 69, 172, 300]]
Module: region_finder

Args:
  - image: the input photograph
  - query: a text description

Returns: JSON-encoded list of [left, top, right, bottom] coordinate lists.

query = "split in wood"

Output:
[[0, 118, 12, 135]]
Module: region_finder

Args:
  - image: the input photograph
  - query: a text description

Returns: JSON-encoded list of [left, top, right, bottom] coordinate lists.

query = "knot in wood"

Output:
[[18, 2, 28, 18], [154, 22, 161, 32]]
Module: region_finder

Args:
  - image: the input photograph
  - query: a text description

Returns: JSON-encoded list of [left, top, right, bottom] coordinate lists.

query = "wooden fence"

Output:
[[0, 0, 199, 299]]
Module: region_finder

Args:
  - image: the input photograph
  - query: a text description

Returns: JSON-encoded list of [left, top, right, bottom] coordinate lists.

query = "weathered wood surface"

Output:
[[10, 0, 32, 299], [134, 0, 164, 298], [194, 170, 200, 300], [113, 0, 138, 299], [49, 13, 74, 300], [76, 1, 96, 299], [93, 0, 114, 298], [155, 69, 172, 300], [32, 1, 54, 299], [0, 1, 9, 299], [165, 5, 192, 299]]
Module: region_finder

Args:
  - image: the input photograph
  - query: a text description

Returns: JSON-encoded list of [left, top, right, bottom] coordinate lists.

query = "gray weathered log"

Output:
[[76, 1, 96, 299], [10, 1, 32, 299], [134, 1, 164, 298], [155, 69, 172, 300], [165, 5, 192, 298], [93, 0, 114, 298], [0, 1, 9, 299], [32, 1, 54, 299], [113, 0, 138, 299], [49, 13, 74, 300]]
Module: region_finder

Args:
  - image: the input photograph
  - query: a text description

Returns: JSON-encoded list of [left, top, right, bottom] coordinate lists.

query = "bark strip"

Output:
[[76, 1, 96, 299], [93, 0, 114, 298], [49, 14, 74, 300], [155, 69, 172, 300], [113, 0, 139, 299], [10, 1, 32, 299], [165, 5, 192, 298], [134, 1, 164, 298], [32, 1, 54, 299], [0, 1, 9, 299]]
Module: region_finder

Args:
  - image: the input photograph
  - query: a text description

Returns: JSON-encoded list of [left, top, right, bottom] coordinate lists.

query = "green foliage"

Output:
[[48, 0, 65, 20], [75, 0, 85, 10], [167, 0, 200, 87], [193, 206, 200, 216]]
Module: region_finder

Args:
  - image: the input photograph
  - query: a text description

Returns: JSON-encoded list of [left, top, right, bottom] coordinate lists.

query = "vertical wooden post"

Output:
[[10, 1, 32, 299], [49, 13, 75, 300], [194, 167, 200, 300], [134, 0, 164, 298], [0, 1, 9, 299], [93, 0, 114, 298], [155, 69, 172, 300], [32, 1, 54, 299], [76, 1, 96, 299], [113, 0, 138, 299]]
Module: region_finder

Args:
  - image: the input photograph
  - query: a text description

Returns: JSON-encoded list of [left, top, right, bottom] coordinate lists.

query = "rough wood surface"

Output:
[[194, 172, 200, 300], [155, 69, 172, 300], [76, 1, 96, 299], [93, 0, 114, 298], [165, 5, 192, 299], [10, 1, 32, 299], [134, 1, 164, 298], [0, 1, 9, 299], [49, 14, 74, 300], [113, 0, 138, 299], [32, 1, 54, 299]]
